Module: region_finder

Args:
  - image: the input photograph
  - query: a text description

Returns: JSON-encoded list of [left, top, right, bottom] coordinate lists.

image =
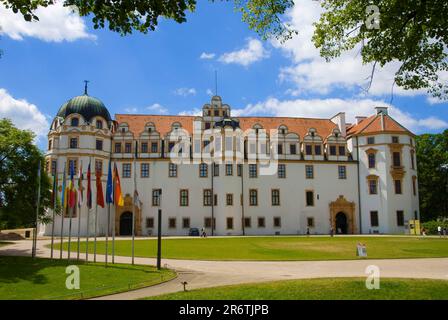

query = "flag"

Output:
[[113, 163, 124, 207], [134, 190, 141, 210], [77, 162, 84, 208], [86, 162, 92, 209], [51, 169, 58, 208], [95, 167, 105, 208], [105, 160, 113, 204], [61, 163, 67, 209], [68, 162, 76, 208]]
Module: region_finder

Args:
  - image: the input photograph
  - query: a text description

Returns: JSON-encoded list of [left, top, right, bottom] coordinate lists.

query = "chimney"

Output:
[[330, 112, 346, 137], [355, 116, 367, 125], [375, 106, 388, 115]]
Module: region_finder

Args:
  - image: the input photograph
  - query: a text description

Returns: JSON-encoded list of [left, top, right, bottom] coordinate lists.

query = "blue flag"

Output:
[[61, 163, 67, 208], [106, 160, 113, 204]]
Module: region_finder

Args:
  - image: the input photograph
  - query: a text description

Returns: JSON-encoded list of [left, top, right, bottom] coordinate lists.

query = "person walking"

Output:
[[306, 228, 310, 236], [330, 227, 334, 237], [438, 225, 442, 237]]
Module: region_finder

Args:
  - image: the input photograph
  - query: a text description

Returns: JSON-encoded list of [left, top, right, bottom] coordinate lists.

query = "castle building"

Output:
[[44, 90, 420, 236]]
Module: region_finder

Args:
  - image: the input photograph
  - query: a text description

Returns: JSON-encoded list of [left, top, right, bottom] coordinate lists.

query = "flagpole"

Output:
[[50, 166, 57, 259], [77, 161, 83, 261], [59, 164, 66, 260], [32, 160, 41, 259], [94, 203, 98, 263], [86, 159, 91, 262], [106, 203, 110, 266], [132, 141, 137, 265], [68, 207, 73, 261]]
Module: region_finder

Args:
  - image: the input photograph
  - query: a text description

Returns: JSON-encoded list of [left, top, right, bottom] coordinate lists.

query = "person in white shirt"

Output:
[[437, 225, 442, 237]]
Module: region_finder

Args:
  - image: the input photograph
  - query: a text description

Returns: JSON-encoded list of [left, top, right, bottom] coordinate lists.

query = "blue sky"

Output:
[[0, 0, 447, 149]]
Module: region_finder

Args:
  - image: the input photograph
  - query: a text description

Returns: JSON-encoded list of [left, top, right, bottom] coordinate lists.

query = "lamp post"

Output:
[[156, 189, 162, 270]]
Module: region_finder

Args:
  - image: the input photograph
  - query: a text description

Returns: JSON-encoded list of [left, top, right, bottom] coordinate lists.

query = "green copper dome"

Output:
[[57, 94, 112, 123]]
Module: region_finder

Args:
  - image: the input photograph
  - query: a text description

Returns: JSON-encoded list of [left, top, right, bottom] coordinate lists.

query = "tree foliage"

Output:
[[0, 118, 54, 229], [415, 129, 448, 221], [313, 0, 448, 99], [0, 0, 295, 40]]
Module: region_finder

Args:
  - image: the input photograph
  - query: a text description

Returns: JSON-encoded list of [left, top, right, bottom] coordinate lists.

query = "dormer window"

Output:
[[392, 136, 399, 144], [214, 110, 219, 117], [71, 117, 79, 127], [96, 120, 103, 129], [148, 127, 152, 133], [121, 128, 126, 133], [311, 132, 315, 137]]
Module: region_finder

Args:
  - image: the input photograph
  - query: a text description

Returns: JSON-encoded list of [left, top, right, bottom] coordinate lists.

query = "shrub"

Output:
[[421, 220, 448, 235]]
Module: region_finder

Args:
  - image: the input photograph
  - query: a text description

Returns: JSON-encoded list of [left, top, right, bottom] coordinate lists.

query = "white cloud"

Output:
[[273, 0, 426, 97], [232, 97, 447, 133], [124, 107, 138, 113], [206, 89, 214, 96], [174, 87, 197, 97], [200, 52, 215, 60], [146, 103, 168, 115], [178, 108, 202, 116], [219, 38, 269, 67], [0, 2, 95, 42], [0, 88, 49, 139]]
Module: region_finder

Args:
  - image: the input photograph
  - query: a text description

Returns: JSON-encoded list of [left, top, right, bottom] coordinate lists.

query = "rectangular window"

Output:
[[306, 191, 314, 206], [141, 163, 150, 178], [329, 145, 337, 156], [271, 189, 280, 206], [307, 217, 314, 228], [141, 142, 148, 153], [48, 140, 52, 150], [396, 210, 404, 226], [411, 151, 415, 170], [412, 178, 417, 196], [68, 159, 78, 174], [95, 160, 103, 174], [182, 218, 190, 229], [115, 142, 122, 153], [249, 189, 258, 206], [168, 218, 176, 229], [392, 136, 399, 144], [199, 163, 208, 177], [146, 218, 154, 228], [273, 217, 281, 228], [368, 153, 376, 168], [169, 163, 177, 177], [258, 217, 265, 228], [314, 145, 322, 155], [393, 152, 401, 167], [152, 189, 161, 206], [225, 164, 233, 176], [214, 194, 218, 206], [125, 143, 132, 153], [203, 189, 212, 206], [278, 164, 286, 178], [367, 137, 375, 145], [237, 164, 242, 177], [95, 139, 103, 151], [394, 179, 402, 194], [290, 144, 297, 155], [51, 160, 57, 175], [370, 211, 379, 227], [204, 217, 216, 229], [338, 165, 347, 179], [180, 189, 189, 206], [305, 165, 314, 179], [122, 163, 131, 178], [339, 146, 346, 156], [305, 145, 312, 155], [151, 142, 158, 153], [96, 120, 103, 129], [244, 217, 251, 228], [226, 193, 233, 206], [213, 163, 219, 177], [249, 164, 257, 178], [277, 143, 283, 155], [69, 137, 78, 149], [369, 179, 378, 195], [226, 217, 233, 230]]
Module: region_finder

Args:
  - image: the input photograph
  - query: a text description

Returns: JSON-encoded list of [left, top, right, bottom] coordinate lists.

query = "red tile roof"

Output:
[[346, 114, 412, 136], [115, 114, 338, 138]]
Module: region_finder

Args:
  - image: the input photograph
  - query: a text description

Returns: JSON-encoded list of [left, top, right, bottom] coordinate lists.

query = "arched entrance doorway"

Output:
[[119, 212, 133, 236], [335, 212, 348, 234]]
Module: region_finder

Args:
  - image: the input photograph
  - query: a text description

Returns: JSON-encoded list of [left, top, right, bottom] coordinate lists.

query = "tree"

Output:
[[313, 0, 448, 99], [0, 118, 54, 229], [415, 129, 448, 221], [0, 0, 296, 40]]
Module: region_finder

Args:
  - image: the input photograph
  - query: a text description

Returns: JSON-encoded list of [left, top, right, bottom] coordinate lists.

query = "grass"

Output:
[[56, 236, 448, 261], [0, 256, 176, 300], [147, 278, 448, 300]]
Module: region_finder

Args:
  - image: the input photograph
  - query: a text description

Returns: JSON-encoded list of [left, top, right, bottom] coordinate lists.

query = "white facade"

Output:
[[44, 95, 419, 236]]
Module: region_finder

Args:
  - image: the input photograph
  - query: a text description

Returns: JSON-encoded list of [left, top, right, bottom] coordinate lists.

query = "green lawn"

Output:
[[0, 256, 176, 300], [56, 236, 448, 261], [147, 278, 448, 300]]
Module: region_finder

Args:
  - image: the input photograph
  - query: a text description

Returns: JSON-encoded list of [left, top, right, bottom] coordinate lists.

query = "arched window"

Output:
[[71, 117, 79, 127], [96, 120, 103, 129]]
